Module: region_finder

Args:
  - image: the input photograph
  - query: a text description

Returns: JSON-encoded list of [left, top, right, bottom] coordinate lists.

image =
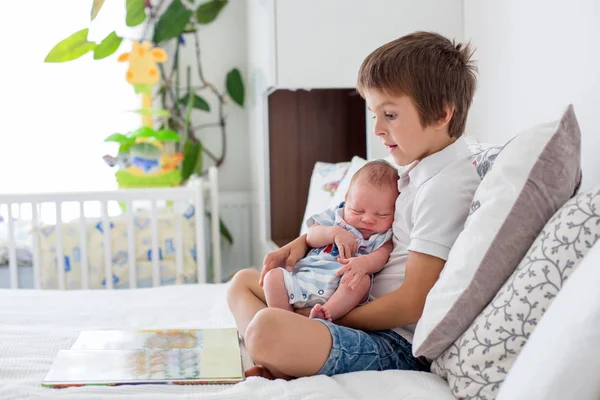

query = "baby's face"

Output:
[[343, 183, 396, 239]]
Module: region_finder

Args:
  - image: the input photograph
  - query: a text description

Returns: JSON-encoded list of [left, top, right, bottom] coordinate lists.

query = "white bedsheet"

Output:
[[0, 284, 454, 400]]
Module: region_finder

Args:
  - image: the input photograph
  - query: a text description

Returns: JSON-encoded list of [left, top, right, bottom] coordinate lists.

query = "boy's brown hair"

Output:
[[350, 160, 399, 192], [357, 31, 477, 138]]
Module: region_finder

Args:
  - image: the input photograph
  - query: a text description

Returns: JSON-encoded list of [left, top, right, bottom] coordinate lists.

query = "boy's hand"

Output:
[[336, 256, 370, 290], [334, 229, 356, 259], [259, 235, 308, 286]]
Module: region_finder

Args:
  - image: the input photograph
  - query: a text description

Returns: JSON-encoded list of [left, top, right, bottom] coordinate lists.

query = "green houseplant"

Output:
[[44, 0, 240, 250]]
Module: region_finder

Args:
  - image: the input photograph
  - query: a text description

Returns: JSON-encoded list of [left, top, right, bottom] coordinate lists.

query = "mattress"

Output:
[[0, 283, 454, 400]]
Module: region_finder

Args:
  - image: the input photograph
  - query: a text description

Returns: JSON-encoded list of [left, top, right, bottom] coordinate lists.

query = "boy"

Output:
[[262, 161, 398, 322], [227, 31, 481, 379]]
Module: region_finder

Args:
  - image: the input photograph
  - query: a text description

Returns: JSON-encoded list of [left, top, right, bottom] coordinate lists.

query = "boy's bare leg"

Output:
[[227, 269, 267, 337], [244, 307, 332, 379], [228, 269, 333, 380], [262, 268, 293, 312], [310, 274, 371, 321]]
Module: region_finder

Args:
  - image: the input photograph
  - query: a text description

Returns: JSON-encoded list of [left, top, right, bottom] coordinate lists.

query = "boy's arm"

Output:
[[306, 224, 345, 248], [335, 250, 444, 330]]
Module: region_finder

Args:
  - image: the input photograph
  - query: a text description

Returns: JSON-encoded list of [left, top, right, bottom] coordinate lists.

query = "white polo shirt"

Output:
[[370, 137, 481, 342]]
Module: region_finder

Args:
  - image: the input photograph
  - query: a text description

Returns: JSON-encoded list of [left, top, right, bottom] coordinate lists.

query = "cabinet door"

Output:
[[275, 0, 463, 89]]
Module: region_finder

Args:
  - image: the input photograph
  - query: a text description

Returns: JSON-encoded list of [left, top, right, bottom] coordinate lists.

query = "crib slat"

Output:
[[55, 202, 65, 290], [79, 202, 89, 290], [127, 200, 136, 289], [209, 167, 221, 283], [150, 200, 160, 287], [101, 201, 113, 289], [175, 201, 183, 284], [193, 178, 206, 284], [31, 203, 41, 289], [7, 204, 18, 289]]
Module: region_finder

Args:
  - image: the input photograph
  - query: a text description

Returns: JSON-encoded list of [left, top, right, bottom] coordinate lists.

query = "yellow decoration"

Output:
[[109, 41, 183, 188], [117, 41, 168, 127]]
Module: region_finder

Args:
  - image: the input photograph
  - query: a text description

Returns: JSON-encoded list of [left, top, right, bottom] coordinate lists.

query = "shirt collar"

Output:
[[398, 137, 471, 189]]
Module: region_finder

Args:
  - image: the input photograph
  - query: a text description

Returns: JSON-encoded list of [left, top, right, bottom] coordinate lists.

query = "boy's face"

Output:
[[365, 89, 453, 166], [344, 182, 396, 239]]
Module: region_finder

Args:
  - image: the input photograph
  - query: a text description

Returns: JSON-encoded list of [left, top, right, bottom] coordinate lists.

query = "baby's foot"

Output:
[[309, 304, 332, 321]]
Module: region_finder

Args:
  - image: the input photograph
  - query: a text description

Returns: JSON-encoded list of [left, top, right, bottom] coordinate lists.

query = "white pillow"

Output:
[[413, 105, 583, 360], [431, 183, 600, 400], [299, 161, 351, 235], [497, 239, 600, 400]]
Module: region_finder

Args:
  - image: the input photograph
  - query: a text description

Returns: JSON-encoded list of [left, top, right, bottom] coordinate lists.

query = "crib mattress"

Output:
[[0, 284, 454, 400]]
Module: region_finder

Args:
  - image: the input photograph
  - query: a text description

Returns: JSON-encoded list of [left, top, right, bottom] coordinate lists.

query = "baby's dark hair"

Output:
[[349, 160, 399, 192]]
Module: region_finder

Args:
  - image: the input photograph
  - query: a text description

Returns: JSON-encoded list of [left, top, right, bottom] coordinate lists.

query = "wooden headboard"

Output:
[[268, 89, 366, 247]]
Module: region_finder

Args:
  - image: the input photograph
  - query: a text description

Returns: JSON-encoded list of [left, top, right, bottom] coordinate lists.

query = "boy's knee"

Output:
[[227, 268, 258, 303], [245, 308, 282, 363]]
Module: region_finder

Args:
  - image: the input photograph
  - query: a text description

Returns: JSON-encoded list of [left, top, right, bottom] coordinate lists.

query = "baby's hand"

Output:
[[336, 257, 370, 290], [334, 229, 356, 259]]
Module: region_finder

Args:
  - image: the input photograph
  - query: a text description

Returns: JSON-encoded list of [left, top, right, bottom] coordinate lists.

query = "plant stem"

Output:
[[192, 30, 226, 168], [194, 123, 221, 130]]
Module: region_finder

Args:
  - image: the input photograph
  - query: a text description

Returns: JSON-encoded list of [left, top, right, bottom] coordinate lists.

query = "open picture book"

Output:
[[42, 328, 246, 388]]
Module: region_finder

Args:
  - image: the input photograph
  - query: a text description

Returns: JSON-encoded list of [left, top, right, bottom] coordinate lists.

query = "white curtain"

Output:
[[0, 1, 144, 221]]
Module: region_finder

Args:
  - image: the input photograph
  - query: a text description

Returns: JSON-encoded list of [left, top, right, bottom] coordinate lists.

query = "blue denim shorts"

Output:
[[315, 319, 431, 376]]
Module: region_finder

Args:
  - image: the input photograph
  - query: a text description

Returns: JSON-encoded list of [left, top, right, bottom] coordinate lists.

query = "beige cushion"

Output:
[[432, 183, 600, 399], [412, 104, 582, 360]]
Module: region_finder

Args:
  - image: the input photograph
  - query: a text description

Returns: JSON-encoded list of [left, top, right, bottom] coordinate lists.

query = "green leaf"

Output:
[[196, 0, 228, 24], [153, 0, 193, 43], [91, 0, 105, 20], [134, 108, 170, 117], [226, 68, 244, 107], [104, 133, 130, 143], [126, 0, 146, 27], [93, 31, 123, 60], [119, 143, 135, 154], [219, 218, 233, 244], [178, 93, 210, 112], [181, 140, 203, 182], [156, 129, 182, 141], [44, 28, 97, 63], [185, 90, 195, 126], [130, 126, 158, 138]]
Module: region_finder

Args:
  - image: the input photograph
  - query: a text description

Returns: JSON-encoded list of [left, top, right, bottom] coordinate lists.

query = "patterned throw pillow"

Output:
[[413, 105, 582, 360], [300, 161, 351, 235], [431, 184, 600, 400], [469, 144, 504, 179]]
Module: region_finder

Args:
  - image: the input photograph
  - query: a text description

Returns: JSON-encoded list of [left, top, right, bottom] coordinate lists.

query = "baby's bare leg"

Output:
[[310, 275, 371, 321], [263, 268, 293, 312]]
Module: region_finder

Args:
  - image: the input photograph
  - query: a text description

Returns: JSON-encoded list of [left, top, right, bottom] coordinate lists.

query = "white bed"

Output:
[[0, 283, 455, 400]]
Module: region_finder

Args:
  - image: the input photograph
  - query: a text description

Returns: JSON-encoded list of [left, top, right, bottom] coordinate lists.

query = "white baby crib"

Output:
[[0, 167, 222, 290]]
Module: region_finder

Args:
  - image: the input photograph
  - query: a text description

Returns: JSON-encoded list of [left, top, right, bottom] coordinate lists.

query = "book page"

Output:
[[44, 328, 244, 386]]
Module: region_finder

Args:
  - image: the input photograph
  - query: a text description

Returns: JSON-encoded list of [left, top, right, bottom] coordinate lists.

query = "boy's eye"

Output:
[[385, 113, 397, 120]]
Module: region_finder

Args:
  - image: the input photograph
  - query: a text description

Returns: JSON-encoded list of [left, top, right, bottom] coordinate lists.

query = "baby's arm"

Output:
[[308, 224, 357, 259], [306, 224, 345, 247], [336, 241, 393, 289]]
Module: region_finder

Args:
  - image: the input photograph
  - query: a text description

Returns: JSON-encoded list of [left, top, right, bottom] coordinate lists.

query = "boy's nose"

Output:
[[373, 120, 386, 137]]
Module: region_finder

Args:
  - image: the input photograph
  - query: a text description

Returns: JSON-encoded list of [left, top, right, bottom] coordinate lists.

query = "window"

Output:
[[1, 1, 143, 222]]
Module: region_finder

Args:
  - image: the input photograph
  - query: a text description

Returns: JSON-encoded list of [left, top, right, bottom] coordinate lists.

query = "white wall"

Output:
[[464, 0, 600, 191], [177, 0, 250, 191]]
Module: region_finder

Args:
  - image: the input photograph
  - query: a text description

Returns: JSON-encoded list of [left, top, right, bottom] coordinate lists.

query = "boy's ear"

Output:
[[434, 103, 455, 130]]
